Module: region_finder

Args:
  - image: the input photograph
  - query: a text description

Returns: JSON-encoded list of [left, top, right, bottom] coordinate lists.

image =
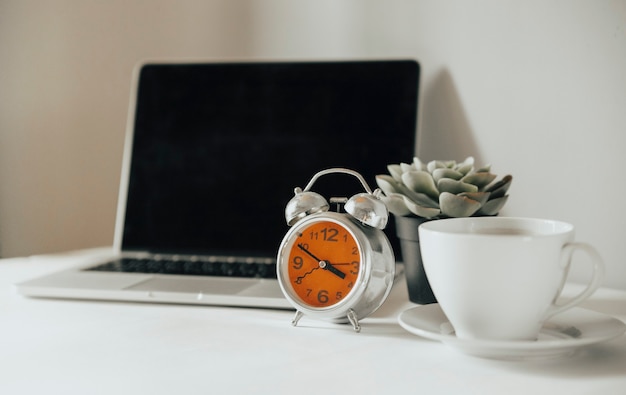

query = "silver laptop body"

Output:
[[17, 60, 420, 308]]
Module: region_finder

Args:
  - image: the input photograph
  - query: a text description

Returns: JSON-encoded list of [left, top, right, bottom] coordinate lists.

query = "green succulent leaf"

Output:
[[432, 168, 464, 182], [439, 192, 482, 218], [458, 156, 475, 168], [437, 178, 479, 195], [375, 175, 401, 196], [477, 195, 509, 216], [380, 194, 412, 216], [387, 164, 403, 182], [403, 195, 441, 218], [427, 160, 448, 173], [459, 191, 491, 206], [412, 157, 426, 171], [462, 172, 497, 189], [401, 188, 439, 208], [400, 162, 415, 173], [456, 163, 474, 176], [401, 170, 439, 200], [485, 175, 513, 199]]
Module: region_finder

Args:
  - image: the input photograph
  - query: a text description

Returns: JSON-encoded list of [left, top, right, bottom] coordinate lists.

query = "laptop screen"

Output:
[[122, 60, 419, 258]]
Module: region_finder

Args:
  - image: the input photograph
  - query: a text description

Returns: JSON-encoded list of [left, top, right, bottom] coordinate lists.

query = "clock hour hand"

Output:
[[321, 261, 346, 279], [297, 243, 346, 279]]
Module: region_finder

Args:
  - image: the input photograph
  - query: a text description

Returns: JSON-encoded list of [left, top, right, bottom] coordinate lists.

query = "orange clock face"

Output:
[[286, 220, 361, 308]]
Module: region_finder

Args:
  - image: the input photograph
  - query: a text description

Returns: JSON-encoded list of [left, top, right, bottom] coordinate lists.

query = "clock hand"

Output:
[[297, 243, 324, 262], [297, 243, 346, 279], [295, 267, 320, 284], [321, 261, 346, 279]]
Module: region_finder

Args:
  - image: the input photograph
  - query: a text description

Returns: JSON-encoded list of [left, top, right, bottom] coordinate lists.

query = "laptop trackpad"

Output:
[[125, 277, 255, 295]]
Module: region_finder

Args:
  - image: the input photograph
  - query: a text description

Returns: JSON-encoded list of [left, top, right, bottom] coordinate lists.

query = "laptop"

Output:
[[17, 59, 420, 309]]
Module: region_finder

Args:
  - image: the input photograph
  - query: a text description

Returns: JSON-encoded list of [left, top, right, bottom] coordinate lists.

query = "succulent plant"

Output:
[[376, 156, 512, 219]]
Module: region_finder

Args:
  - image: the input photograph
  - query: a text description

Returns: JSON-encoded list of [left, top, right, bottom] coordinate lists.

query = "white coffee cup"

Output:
[[418, 217, 604, 341]]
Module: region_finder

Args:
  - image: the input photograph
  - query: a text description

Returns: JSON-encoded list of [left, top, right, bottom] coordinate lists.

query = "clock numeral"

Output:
[[350, 261, 359, 275], [335, 291, 343, 300], [292, 255, 304, 270], [317, 290, 329, 304], [347, 281, 354, 289], [324, 228, 339, 242], [306, 289, 313, 297], [309, 227, 339, 242], [352, 246, 358, 255]]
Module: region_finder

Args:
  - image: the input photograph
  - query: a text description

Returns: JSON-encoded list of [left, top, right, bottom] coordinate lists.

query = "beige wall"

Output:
[[1, 0, 625, 288], [0, 0, 254, 256]]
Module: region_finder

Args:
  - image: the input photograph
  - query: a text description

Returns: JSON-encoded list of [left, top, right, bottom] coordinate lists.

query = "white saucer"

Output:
[[398, 304, 626, 360]]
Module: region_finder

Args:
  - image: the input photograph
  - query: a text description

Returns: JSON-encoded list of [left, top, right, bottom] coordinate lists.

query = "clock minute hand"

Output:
[[297, 243, 324, 262], [297, 244, 346, 279]]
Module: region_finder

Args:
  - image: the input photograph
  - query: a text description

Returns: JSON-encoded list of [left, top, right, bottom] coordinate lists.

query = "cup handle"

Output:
[[543, 242, 604, 320]]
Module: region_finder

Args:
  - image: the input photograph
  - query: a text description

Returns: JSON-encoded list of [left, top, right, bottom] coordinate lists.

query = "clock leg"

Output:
[[291, 310, 304, 327], [347, 309, 361, 333]]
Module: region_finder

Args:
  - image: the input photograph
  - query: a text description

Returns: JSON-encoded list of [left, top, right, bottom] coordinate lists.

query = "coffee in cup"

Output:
[[418, 217, 604, 341]]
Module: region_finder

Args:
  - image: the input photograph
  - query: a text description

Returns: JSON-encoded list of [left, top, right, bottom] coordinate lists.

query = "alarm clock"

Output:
[[276, 168, 396, 332]]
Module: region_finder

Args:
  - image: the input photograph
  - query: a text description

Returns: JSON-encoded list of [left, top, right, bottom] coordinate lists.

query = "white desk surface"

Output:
[[1, 249, 625, 395]]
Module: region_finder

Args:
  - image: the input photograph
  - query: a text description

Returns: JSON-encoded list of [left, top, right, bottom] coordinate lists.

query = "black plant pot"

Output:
[[394, 216, 437, 305]]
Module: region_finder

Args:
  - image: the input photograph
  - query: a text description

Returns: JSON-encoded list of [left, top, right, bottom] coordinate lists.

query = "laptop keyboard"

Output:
[[86, 257, 277, 279]]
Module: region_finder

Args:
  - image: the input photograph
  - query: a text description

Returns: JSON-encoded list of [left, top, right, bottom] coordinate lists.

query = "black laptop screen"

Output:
[[122, 60, 419, 258]]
